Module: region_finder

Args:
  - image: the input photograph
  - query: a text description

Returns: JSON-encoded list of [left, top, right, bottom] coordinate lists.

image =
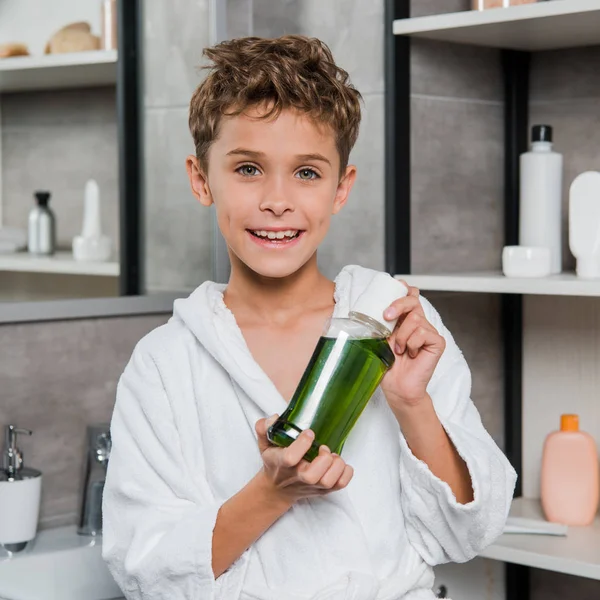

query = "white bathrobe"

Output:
[[102, 265, 517, 600]]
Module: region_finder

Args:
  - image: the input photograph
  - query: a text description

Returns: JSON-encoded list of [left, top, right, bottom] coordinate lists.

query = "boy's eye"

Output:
[[296, 168, 318, 181], [237, 164, 260, 176]]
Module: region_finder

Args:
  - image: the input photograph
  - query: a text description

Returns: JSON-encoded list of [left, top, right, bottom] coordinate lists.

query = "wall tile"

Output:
[[410, 0, 470, 18], [0, 314, 168, 526], [143, 0, 210, 108], [2, 120, 119, 253], [426, 292, 504, 448], [411, 96, 504, 273], [531, 46, 600, 102], [529, 98, 600, 272], [318, 93, 385, 278], [412, 40, 502, 101], [531, 568, 600, 600], [253, 0, 384, 95], [1, 87, 116, 128], [144, 108, 213, 292]]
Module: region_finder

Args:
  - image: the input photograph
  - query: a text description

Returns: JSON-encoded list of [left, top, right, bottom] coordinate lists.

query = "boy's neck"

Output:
[[224, 255, 335, 326]]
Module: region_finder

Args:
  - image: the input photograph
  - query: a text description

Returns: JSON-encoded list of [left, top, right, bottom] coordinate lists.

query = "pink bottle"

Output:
[[541, 414, 599, 526]]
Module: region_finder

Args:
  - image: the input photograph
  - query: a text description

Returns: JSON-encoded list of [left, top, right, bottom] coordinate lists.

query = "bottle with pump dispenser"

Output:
[[0, 426, 42, 552], [519, 125, 563, 274], [28, 191, 56, 256], [541, 414, 599, 526], [268, 273, 407, 461]]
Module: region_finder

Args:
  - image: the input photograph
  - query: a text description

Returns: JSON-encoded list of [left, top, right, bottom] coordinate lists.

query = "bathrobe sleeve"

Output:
[[102, 340, 244, 600], [398, 297, 517, 565]]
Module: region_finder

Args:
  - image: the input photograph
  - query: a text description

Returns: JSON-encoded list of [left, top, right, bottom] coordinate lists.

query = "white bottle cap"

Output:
[[350, 273, 408, 334]]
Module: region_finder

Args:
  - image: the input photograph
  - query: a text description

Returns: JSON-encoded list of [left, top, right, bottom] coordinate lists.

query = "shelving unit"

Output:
[[0, 252, 119, 277], [393, 0, 600, 51], [395, 272, 600, 297], [0, 50, 117, 93], [387, 1, 600, 598], [482, 498, 600, 581]]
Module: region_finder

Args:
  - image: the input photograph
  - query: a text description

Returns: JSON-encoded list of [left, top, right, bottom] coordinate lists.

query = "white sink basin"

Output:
[[0, 526, 123, 600]]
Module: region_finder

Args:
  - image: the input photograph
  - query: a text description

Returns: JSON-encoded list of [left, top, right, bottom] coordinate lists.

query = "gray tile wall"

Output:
[[0, 313, 168, 528], [1, 87, 119, 255], [527, 45, 600, 600], [142, 0, 214, 292]]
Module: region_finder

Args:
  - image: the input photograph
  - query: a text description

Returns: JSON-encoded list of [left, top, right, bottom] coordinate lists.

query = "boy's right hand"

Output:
[[255, 415, 354, 505]]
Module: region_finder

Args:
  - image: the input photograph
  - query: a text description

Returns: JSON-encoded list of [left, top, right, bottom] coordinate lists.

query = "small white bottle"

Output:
[[569, 171, 600, 278], [519, 125, 563, 274]]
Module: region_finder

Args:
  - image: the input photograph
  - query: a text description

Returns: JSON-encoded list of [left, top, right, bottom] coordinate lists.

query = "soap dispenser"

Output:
[[0, 426, 42, 552], [268, 273, 407, 461]]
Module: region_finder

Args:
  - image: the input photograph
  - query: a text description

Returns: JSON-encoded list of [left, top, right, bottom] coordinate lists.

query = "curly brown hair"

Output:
[[188, 35, 362, 177]]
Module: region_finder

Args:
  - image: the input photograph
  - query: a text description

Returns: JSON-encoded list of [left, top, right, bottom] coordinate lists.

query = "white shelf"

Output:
[[480, 498, 600, 580], [395, 271, 600, 297], [393, 0, 600, 51], [0, 251, 119, 277], [0, 50, 117, 93]]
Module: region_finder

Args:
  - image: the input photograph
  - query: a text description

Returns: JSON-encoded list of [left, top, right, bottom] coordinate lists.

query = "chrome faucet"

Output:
[[78, 424, 111, 536]]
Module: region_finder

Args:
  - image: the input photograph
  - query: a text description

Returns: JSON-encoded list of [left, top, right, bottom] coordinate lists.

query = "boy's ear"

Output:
[[186, 155, 213, 207], [332, 165, 357, 215]]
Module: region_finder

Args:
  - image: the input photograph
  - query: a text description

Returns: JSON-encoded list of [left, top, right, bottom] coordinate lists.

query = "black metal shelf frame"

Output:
[[384, 2, 530, 598]]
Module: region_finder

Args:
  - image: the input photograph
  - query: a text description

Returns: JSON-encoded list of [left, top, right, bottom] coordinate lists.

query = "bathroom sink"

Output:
[[0, 526, 123, 600]]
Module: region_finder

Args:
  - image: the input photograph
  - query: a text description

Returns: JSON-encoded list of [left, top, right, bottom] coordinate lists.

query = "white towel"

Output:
[[103, 264, 516, 600]]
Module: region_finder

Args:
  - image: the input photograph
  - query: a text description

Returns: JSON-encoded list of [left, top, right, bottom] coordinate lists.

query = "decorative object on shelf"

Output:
[[0, 43, 29, 58], [541, 414, 599, 527], [502, 245, 551, 278], [472, 0, 509, 9], [72, 179, 112, 262], [28, 191, 56, 256], [520, 124, 563, 274], [101, 0, 118, 51], [0, 227, 27, 254], [569, 171, 600, 279], [0, 426, 42, 554], [472, 0, 542, 8], [45, 22, 100, 54]]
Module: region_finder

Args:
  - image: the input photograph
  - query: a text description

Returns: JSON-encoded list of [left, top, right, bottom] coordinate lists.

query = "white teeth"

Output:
[[251, 229, 300, 240]]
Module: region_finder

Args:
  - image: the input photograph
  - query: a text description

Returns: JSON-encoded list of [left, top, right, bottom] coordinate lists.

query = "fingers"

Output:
[[393, 311, 437, 355], [256, 414, 279, 453], [280, 429, 317, 468], [404, 322, 445, 359], [383, 295, 424, 325], [317, 454, 347, 489], [332, 464, 354, 491], [297, 445, 335, 484]]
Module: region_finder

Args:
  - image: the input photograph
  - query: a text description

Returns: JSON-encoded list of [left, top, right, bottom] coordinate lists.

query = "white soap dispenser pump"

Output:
[[72, 179, 112, 262], [0, 426, 42, 553], [569, 171, 600, 279]]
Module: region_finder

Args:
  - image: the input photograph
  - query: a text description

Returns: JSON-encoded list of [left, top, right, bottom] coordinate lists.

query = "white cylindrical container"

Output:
[[569, 171, 600, 279], [0, 469, 42, 546], [519, 125, 563, 274]]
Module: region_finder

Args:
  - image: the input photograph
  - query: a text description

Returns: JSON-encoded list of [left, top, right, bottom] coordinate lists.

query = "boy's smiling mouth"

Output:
[[247, 228, 305, 247]]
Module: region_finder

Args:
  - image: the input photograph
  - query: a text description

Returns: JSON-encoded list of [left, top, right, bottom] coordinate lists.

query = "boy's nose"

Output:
[[259, 180, 295, 216]]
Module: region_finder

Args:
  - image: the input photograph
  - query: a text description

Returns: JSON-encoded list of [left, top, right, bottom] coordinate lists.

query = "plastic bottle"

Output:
[[267, 273, 407, 461], [541, 414, 599, 526], [569, 171, 600, 279], [28, 191, 56, 256], [519, 124, 563, 274]]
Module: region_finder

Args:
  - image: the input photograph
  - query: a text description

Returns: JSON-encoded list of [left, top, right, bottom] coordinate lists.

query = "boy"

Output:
[[103, 35, 516, 600]]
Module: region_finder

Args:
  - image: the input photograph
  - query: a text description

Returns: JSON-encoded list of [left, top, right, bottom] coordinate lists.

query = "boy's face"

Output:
[[186, 106, 356, 280]]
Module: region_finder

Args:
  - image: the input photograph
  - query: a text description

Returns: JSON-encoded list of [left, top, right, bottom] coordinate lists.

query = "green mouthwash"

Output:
[[267, 272, 407, 462]]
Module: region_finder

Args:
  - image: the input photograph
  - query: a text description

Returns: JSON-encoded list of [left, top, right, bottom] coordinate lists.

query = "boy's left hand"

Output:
[[380, 283, 446, 411]]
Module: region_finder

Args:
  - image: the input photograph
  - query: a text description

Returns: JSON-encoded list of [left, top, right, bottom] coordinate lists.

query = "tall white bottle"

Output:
[[519, 125, 563, 274]]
